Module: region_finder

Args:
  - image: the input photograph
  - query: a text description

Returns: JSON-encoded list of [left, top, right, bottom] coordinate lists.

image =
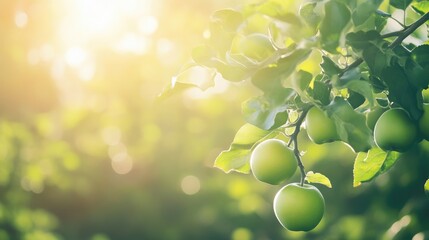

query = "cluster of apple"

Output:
[[249, 100, 429, 232], [250, 139, 325, 232], [307, 103, 429, 152]]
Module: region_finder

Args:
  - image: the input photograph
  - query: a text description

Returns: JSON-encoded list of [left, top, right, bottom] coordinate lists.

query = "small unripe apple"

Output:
[[422, 89, 429, 103], [374, 108, 418, 152], [250, 139, 297, 185], [305, 106, 339, 144], [274, 183, 325, 231], [365, 106, 387, 131]]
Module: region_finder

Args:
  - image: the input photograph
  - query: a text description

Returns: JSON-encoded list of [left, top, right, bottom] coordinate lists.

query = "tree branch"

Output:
[[339, 12, 429, 77], [389, 12, 429, 48], [287, 108, 309, 186], [381, 30, 403, 38]]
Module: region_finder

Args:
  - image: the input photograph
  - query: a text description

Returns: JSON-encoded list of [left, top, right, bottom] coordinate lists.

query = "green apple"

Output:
[[305, 106, 339, 144], [374, 108, 418, 152], [422, 89, 429, 103], [365, 106, 387, 131], [419, 104, 429, 141], [250, 139, 297, 185], [273, 183, 325, 231]]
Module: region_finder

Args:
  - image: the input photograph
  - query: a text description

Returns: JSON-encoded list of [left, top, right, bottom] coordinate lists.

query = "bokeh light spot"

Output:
[[412, 232, 426, 240], [231, 228, 252, 240], [111, 155, 133, 175], [115, 33, 151, 55], [15, 11, 28, 28], [102, 126, 122, 146], [78, 63, 96, 81], [65, 47, 87, 67], [138, 16, 158, 35], [181, 175, 201, 195], [27, 49, 40, 65], [227, 179, 250, 199]]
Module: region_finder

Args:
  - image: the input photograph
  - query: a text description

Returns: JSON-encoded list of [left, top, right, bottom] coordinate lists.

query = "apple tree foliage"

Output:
[[163, 0, 429, 225]]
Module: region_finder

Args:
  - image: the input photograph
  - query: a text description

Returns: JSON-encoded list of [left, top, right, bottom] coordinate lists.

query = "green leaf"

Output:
[[338, 67, 362, 84], [390, 0, 412, 10], [230, 33, 276, 64], [214, 123, 279, 173], [346, 30, 381, 50], [299, 2, 323, 28], [363, 43, 389, 76], [157, 64, 216, 100], [379, 151, 401, 174], [411, 44, 429, 66], [251, 0, 298, 24], [412, 1, 429, 15], [335, 66, 375, 106], [319, 0, 351, 52], [320, 56, 342, 76], [352, 0, 383, 26], [343, 80, 375, 107], [157, 82, 192, 102], [306, 80, 331, 106], [173, 65, 216, 90], [381, 65, 423, 120], [374, 14, 388, 32], [326, 98, 373, 152], [353, 148, 387, 187], [406, 45, 429, 89], [208, 13, 237, 56], [405, 60, 429, 89], [305, 171, 332, 188], [215, 62, 250, 82], [335, 71, 374, 106], [347, 90, 366, 109], [251, 48, 311, 93], [353, 148, 401, 187], [211, 9, 243, 32], [369, 75, 387, 93], [290, 70, 312, 93], [242, 89, 295, 130], [214, 148, 252, 173], [232, 123, 273, 147], [192, 45, 217, 67]]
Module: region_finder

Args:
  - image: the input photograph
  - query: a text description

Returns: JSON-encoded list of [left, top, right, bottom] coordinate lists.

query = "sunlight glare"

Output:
[[138, 16, 159, 35], [14, 11, 28, 28], [115, 33, 151, 55], [74, 0, 118, 35], [27, 49, 40, 65], [40, 44, 55, 62], [78, 63, 96, 81], [65, 47, 87, 67], [156, 38, 179, 65]]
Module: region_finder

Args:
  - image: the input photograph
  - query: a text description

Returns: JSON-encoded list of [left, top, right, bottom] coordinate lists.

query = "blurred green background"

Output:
[[0, 0, 428, 239]]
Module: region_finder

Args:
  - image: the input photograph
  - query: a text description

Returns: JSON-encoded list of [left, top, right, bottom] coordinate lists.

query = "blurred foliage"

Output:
[[0, 0, 428, 240]]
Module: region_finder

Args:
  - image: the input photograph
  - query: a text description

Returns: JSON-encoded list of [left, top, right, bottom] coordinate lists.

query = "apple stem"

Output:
[[287, 108, 309, 186]]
